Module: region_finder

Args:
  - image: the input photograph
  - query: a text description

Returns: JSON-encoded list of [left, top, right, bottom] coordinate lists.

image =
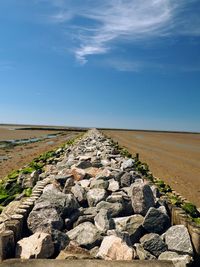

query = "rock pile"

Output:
[[8, 129, 194, 265]]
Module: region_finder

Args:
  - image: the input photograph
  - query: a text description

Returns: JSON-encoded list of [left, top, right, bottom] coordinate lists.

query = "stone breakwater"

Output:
[[0, 129, 196, 266]]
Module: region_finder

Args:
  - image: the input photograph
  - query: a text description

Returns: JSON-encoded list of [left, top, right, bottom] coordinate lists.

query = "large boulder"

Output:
[[140, 233, 168, 257], [97, 235, 134, 260], [143, 207, 170, 234], [113, 215, 144, 244], [131, 183, 155, 216], [120, 172, 133, 187], [108, 179, 120, 192], [87, 189, 107, 207], [164, 225, 193, 255], [16, 232, 54, 259], [96, 201, 123, 217], [94, 209, 114, 232], [51, 230, 70, 254], [71, 168, 86, 181], [121, 159, 135, 170], [67, 222, 102, 249], [27, 191, 79, 233]]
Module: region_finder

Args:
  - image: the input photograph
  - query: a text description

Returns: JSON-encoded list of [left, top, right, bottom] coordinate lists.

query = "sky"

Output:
[[0, 0, 200, 131]]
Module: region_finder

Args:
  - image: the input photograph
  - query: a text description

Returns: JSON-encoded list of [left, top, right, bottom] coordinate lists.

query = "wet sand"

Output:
[[103, 130, 200, 207], [0, 128, 81, 180]]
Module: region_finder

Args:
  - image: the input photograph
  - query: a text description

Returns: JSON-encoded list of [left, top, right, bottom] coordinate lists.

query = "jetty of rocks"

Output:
[[0, 129, 199, 266]]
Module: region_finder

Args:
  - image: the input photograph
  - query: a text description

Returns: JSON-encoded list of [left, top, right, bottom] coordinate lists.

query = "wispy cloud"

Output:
[[39, 0, 200, 64], [0, 61, 15, 71]]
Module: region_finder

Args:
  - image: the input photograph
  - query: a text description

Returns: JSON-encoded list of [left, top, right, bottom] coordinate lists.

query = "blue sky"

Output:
[[0, 0, 200, 131]]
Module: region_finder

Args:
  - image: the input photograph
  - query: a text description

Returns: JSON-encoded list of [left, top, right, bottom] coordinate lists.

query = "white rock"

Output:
[[16, 232, 54, 259]]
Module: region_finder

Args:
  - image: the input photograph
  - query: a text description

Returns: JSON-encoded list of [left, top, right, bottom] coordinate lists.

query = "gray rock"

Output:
[[90, 179, 109, 190], [131, 183, 155, 216], [120, 172, 133, 187], [140, 233, 168, 257], [97, 235, 134, 260], [27, 192, 79, 233], [121, 159, 135, 170], [63, 177, 75, 193], [67, 222, 102, 249], [94, 209, 114, 232], [55, 174, 73, 187], [164, 225, 193, 255], [113, 215, 144, 244], [96, 201, 123, 217], [51, 230, 70, 254], [108, 179, 120, 192], [43, 183, 61, 194], [143, 207, 170, 234], [87, 189, 107, 207], [16, 232, 54, 259], [134, 243, 156, 260], [71, 184, 87, 203], [76, 160, 92, 169], [158, 251, 193, 267]]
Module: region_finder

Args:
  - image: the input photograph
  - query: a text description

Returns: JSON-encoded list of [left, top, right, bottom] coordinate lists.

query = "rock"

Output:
[[143, 207, 170, 234], [113, 215, 144, 244], [120, 172, 133, 187], [158, 251, 193, 267], [87, 189, 107, 207], [108, 179, 120, 192], [134, 243, 156, 260], [43, 184, 61, 194], [56, 241, 92, 260], [140, 233, 168, 257], [89, 246, 99, 258], [85, 167, 102, 178], [71, 184, 86, 204], [51, 230, 70, 254], [30, 170, 40, 187], [97, 235, 134, 260], [78, 180, 90, 188], [94, 209, 114, 232], [90, 179, 109, 190], [67, 222, 102, 249], [27, 192, 79, 233], [16, 232, 54, 259], [96, 201, 123, 217], [164, 225, 193, 255], [95, 169, 112, 180], [63, 177, 75, 193], [121, 159, 135, 170], [55, 174, 73, 187], [71, 168, 86, 181], [131, 183, 155, 216], [76, 160, 92, 169]]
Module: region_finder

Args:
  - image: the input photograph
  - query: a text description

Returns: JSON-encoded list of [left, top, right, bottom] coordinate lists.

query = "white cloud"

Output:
[[39, 0, 200, 63]]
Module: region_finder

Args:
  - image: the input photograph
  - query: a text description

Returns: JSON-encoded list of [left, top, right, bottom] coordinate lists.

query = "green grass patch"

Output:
[[181, 202, 199, 218], [23, 188, 32, 197]]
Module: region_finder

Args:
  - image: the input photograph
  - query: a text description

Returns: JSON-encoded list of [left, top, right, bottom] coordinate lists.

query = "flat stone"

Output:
[[97, 235, 134, 260], [67, 222, 102, 249], [143, 207, 170, 234], [158, 251, 193, 267], [164, 225, 193, 255], [15, 232, 54, 259], [140, 233, 168, 257], [87, 189, 107, 207], [131, 183, 155, 216]]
